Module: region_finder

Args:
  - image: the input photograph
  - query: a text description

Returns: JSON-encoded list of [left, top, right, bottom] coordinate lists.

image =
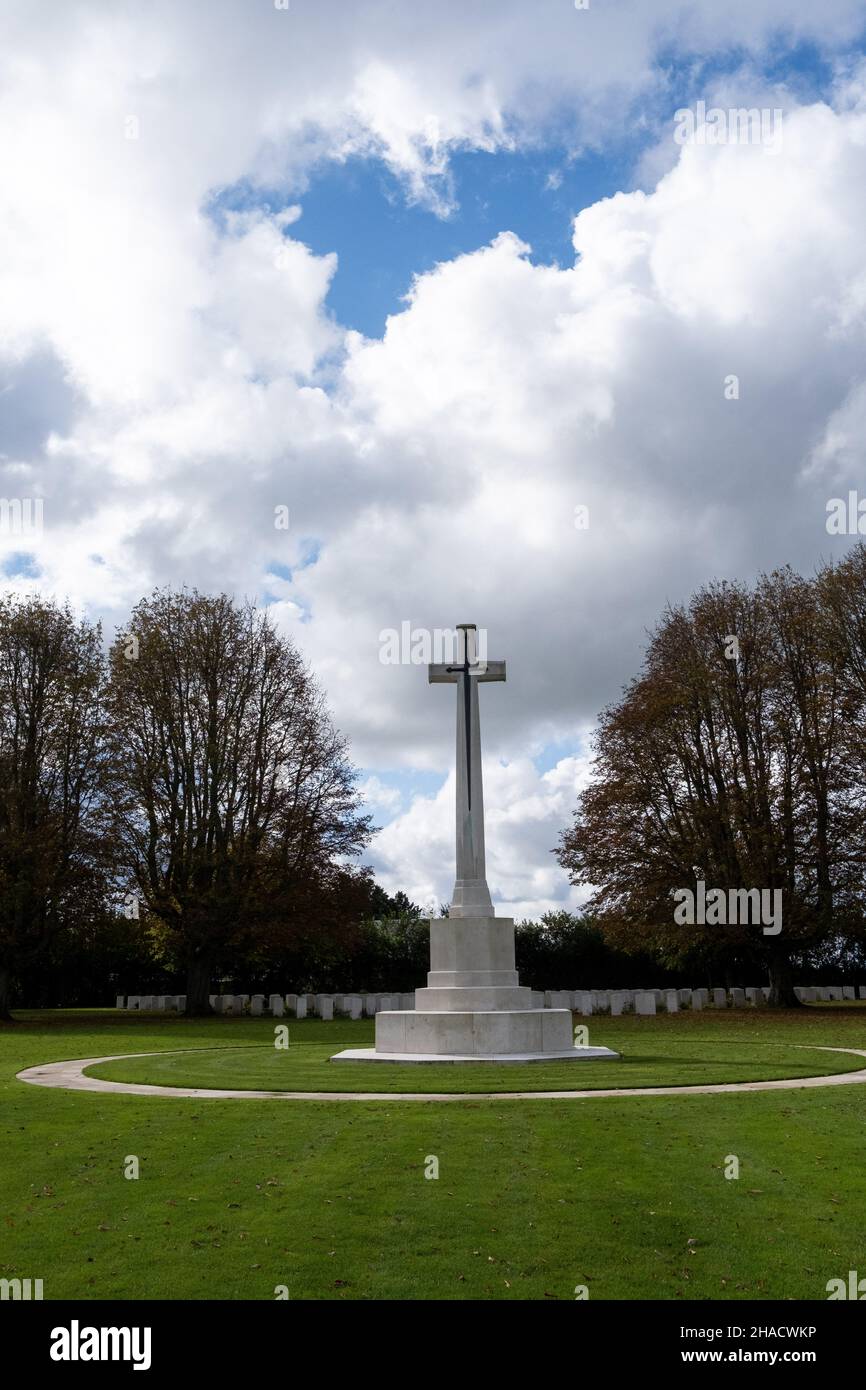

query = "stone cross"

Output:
[[429, 624, 505, 918]]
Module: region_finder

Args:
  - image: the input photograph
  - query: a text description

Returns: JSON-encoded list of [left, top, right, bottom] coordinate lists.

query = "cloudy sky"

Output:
[[3, 0, 866, 918]]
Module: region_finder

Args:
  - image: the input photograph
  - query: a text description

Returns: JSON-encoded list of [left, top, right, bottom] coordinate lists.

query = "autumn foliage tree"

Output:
[[557, 553, 866, 1006], [0, 597, 112, 1018], [105, 589, 372, 1014]]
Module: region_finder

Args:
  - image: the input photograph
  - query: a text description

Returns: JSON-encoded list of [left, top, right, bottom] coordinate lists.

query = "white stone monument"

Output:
[[332, 624, 618, 1064]]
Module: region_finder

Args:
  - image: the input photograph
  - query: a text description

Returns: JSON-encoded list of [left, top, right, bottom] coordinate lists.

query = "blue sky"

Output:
[[209, 145, 622, 340], [291, 145, 622, 338], [206, 35, 850, 340], [2, 551, 40, 579]]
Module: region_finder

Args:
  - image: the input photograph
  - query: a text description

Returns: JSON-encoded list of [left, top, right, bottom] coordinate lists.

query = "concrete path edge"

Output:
[[15, 1044, 866, 1103]]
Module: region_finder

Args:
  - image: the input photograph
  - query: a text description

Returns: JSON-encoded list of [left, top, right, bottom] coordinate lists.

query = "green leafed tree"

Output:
[[105, 588, 372, 1014]]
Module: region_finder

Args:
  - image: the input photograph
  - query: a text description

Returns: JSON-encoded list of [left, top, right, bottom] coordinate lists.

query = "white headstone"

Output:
[[828, 986, 843, 1001], [745, 987, 764, 1006], [575, 992, 593, 1016], [547, 991, 571, 1010], [843, 986, 855, 1000], [318, 996, 335, 1020], [269, 994, 284, 1016], [691, 988, 707, 1010], [346, 995, 363, 1019], [677, 989, 692, 1007], [712, 988, 727, 1008], [251, 995, 265, 1016], [295, 996, 308, 1019], [363, 995, 378, 1017], [664, 990, 679, 1013], [116, 995, 125, 1010], [284, 994, 298, 1015], [730, 988, 746, 1007], [635, 991, 656, 1015]]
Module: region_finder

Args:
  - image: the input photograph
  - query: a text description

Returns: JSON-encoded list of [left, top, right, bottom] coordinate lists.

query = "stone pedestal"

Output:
[[331, 914, 619, 1065]]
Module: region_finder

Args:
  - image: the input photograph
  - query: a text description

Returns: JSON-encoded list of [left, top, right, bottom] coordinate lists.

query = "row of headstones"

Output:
[[118, 984, 865, 1016], [546, 985, 866, 1015], [119, 993, 416, 1017]]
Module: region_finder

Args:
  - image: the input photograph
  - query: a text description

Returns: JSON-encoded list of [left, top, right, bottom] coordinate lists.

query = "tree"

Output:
[[0, 596, 111, 1018], [514, 910, 673, 990], [106, 589, 372, 1014], [556, 563, 864, 1005], [366, 885, 423, 921]]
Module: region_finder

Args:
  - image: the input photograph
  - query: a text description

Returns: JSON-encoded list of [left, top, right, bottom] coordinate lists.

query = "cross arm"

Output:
[[475, 660, 506, 682], [428, 660, 506, 683]]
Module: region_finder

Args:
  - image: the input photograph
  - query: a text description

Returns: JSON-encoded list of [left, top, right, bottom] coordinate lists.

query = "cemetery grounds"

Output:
[[2, 1006, 866, 1301]]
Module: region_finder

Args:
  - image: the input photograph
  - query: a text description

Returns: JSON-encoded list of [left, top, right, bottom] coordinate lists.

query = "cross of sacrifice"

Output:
[[428, 623, 506, 919]]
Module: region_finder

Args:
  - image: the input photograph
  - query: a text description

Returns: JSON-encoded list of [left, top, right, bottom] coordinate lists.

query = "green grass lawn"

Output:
[[85, 1013, 865, 1092], [2, 1008, 866, 1300]]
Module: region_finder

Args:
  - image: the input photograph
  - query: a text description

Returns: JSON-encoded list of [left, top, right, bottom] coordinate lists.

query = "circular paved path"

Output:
[[16, 1044, 866, 1102]]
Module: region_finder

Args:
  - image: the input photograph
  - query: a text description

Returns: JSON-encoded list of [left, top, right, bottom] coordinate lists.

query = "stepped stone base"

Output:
[[329, 913, 621, 1066], [329, 1007, 620, 1064]]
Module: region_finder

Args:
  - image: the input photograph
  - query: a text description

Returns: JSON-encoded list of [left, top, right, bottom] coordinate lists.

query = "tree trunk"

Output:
[[767, 950, 802, 1008], [0, 967, 13, 1021], [184, 956, 214, 1016]]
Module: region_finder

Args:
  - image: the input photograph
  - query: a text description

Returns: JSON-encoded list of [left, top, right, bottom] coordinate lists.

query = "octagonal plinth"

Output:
[[373, 1006, 574, 1056], [331, 1005, 620, 1064]]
